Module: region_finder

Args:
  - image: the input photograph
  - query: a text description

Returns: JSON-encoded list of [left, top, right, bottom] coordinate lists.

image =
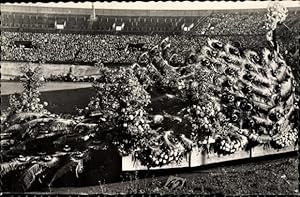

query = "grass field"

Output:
[[1, 84, 94, 114], [42, 154, 298, 195]]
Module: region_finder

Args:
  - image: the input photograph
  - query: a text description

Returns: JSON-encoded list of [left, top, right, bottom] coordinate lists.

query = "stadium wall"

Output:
[[1, 4, 276, 16]]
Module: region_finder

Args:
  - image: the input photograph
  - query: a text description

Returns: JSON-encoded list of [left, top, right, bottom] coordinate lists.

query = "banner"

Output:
[[55, 21, 66, 30]]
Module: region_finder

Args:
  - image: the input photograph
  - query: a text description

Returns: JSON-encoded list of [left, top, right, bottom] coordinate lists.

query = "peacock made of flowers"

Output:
[[131, 3, 298, 166]]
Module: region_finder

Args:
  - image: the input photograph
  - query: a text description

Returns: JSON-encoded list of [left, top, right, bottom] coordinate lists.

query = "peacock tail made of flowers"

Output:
[[142, 34, 298, 149], [198, 38, 298, 148]]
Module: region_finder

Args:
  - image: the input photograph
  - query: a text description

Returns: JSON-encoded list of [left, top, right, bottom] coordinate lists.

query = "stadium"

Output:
[[0, 2, 299, 195]]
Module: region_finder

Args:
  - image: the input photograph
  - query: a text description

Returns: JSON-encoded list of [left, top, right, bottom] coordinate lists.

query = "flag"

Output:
[[181, 23, 185, 30]]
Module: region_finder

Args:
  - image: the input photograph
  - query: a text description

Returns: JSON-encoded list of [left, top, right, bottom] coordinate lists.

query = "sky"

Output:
[[3, 1, 300, 10]]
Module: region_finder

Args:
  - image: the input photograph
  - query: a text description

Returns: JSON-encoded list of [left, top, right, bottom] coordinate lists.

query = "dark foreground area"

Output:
[[40, 154, 298, 195]]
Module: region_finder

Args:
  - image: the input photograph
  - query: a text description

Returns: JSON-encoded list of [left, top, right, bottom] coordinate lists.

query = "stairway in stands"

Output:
[[185, 12, 212, 37]]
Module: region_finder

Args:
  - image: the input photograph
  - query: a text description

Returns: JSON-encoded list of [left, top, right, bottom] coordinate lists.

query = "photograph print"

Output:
[[0, 1, 299, 195]]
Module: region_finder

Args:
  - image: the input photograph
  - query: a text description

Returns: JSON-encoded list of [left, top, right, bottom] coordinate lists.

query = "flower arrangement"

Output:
[[82, 67, 153, 156], [7, 62, 48, 116], [134, 130, 187, 167]]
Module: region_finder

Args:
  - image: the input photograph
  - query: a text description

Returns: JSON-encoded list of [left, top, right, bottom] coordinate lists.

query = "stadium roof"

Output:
[[3, 1, 300, 10], [2, 2, 300, 17]]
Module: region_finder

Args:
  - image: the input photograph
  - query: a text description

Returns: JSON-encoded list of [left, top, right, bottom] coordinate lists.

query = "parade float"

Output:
[[0, 3, 298, 191]]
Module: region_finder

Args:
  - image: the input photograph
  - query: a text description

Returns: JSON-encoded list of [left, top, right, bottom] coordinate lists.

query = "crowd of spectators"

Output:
[[1, 32, 162, 64], [192, 12, 268, 36], [1, 31, 297, 66], [1, 8, 298, 65], [192, 10, 299, 36]]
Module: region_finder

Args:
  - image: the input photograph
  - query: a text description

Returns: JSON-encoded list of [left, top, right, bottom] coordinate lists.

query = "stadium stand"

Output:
[[1, 5, 299, 65]]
